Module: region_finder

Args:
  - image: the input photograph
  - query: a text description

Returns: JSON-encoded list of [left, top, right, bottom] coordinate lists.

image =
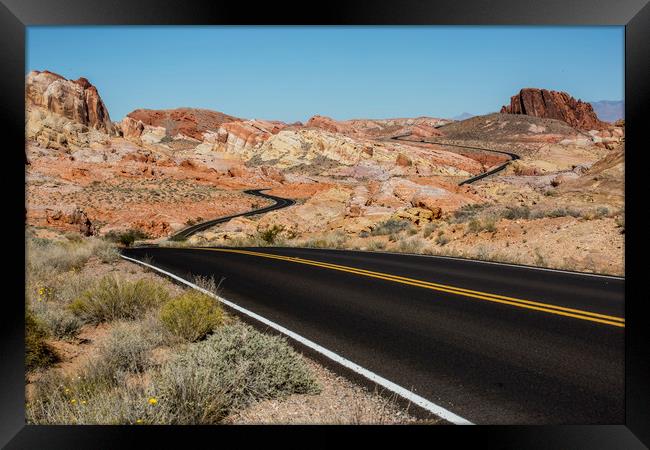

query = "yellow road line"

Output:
[[195, 248, 625, 328]]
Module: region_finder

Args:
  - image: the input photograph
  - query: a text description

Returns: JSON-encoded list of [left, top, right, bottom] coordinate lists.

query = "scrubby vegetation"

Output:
[[370, 219, 411, 236], [69, 276, 170, 324], [25, 231, 324, 425], [26, 310, 58, 372], [160, 291, 224, 342], [104, 229, 152, 247], [152, 323, 320, 424]]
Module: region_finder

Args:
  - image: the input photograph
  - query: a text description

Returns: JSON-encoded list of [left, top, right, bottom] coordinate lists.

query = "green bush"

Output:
[[104, 229, 151, 247], [160, 291, 224, 342], [69, 275, 170, 324], [259, 225, 284, 244], [26, 310, 58, 372], [153, 322, 319, 424]]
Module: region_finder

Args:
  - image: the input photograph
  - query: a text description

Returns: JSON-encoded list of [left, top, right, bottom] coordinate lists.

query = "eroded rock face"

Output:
[[26, 70, 115, 134], [500, 88, 606, 131], [45, 206, 96, 236]]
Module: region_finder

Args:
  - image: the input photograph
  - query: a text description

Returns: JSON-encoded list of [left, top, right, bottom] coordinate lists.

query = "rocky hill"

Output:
[[26, 70, 115, 134], [500, 88, 606, 131], [126, 108, 242, 140]]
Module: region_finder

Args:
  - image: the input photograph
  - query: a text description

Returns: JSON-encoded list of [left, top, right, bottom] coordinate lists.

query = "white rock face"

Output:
[[140, 126, 167, 144]]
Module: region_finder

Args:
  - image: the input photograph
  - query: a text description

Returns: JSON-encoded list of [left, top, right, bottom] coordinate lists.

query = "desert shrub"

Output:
[[422, 222, 438, 238], [533, 207, 582, 219], [185, 218, 197, 226], [26, 310, 58, 372], [502, 205, 530, 220], [435, 233, 450, 246], [69, 275, 170, 324], [304, 231, 348, 249], [467, 218, 497, 234], [160, 291, 224, 342], [366, 239, 386, 251], [26, 368, 156, 425], [370, 219, 411, 236], [104, 229, 151, 247], [397, 237, 425, 254], [259, 225, 284, 245], [96, 321, 158, 375], [451, 203, 488, 223], [153, 322, 319, 424], [32, 301, 83, 340]]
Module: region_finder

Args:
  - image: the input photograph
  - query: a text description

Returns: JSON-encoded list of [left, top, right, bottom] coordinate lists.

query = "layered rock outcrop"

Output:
[[26, 70, 115, 134], [500, 88, 606, 130], [126, 108, 241, 140]]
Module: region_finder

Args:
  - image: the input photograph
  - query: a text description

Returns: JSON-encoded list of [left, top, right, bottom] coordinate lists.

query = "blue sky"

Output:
[[26, 26, 624, 122]]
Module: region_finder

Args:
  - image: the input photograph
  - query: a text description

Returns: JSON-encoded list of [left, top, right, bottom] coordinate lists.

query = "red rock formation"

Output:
[[45, 206, 96, 236], [26, 70, 115, 134], [127, 108, 241, 140], [500, 88, 606, 130]]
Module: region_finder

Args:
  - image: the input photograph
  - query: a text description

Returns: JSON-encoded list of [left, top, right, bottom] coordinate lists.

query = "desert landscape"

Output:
[[26, 70, 624, 275], [25, 68, 624, 425]]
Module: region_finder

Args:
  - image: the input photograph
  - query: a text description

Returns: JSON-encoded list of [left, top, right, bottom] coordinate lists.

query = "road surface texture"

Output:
[[122, 245, 624, 425]]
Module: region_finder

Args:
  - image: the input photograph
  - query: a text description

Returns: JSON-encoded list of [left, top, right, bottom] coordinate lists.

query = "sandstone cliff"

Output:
[[26, 70, 115, 134], [500, 88, 606, 131]]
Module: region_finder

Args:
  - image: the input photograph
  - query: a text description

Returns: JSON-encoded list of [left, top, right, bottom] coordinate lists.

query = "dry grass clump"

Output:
[[160, 291, 224, 342], [152, 322, 320, 424], [27, 237, 118, 278], [31, 300, 84, 340], [303, 231, 348, 249], [397, 237, 426, 254], [25, 310, 58, 372], [69, 275, 170, 324], [370, 219, 411, 236]]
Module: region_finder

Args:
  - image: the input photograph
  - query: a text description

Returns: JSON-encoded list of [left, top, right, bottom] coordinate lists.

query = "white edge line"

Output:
[[120, 253, 474, 425]]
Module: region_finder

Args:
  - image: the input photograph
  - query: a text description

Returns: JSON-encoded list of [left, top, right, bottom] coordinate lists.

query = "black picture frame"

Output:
[[2, 0, 648, 447]]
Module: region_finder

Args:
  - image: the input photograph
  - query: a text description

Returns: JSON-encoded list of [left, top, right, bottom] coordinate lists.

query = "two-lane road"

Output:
[[122, 245, 624, 424]]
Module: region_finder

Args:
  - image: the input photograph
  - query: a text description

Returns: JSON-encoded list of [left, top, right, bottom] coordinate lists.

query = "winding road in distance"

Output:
[[169, 189, 295, 240], [390, 133, 520, 185]]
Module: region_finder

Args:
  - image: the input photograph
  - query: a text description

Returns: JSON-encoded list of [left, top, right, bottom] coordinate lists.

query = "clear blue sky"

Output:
[[26, 26, 624, 122]]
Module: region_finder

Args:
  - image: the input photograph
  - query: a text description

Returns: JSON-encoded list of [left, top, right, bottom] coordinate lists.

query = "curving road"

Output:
[[122, 245, 624, 425], [168, 189, 295, 241], [390, 134, 520, 185], [130, 141, 623, 425]]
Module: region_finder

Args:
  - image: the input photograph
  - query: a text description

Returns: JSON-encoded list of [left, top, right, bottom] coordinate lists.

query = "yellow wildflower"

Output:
[[135, 419, 143, 424], [148, 397, 158, 406], [70, 399, 76, 404]]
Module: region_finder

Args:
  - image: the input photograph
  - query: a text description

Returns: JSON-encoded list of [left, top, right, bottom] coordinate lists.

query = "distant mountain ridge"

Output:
[[589, 100, 624, 123], [452, 112, 475, 121]]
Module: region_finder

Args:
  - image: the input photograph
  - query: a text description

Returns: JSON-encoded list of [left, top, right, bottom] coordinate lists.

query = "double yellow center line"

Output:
[[196, 248, 625, 328]]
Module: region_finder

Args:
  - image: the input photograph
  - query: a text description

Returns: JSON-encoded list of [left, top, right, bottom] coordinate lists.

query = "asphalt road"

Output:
[[390, 134, 520, 185], [168, 189, 295, 240], [122, 245, 624, 424]]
